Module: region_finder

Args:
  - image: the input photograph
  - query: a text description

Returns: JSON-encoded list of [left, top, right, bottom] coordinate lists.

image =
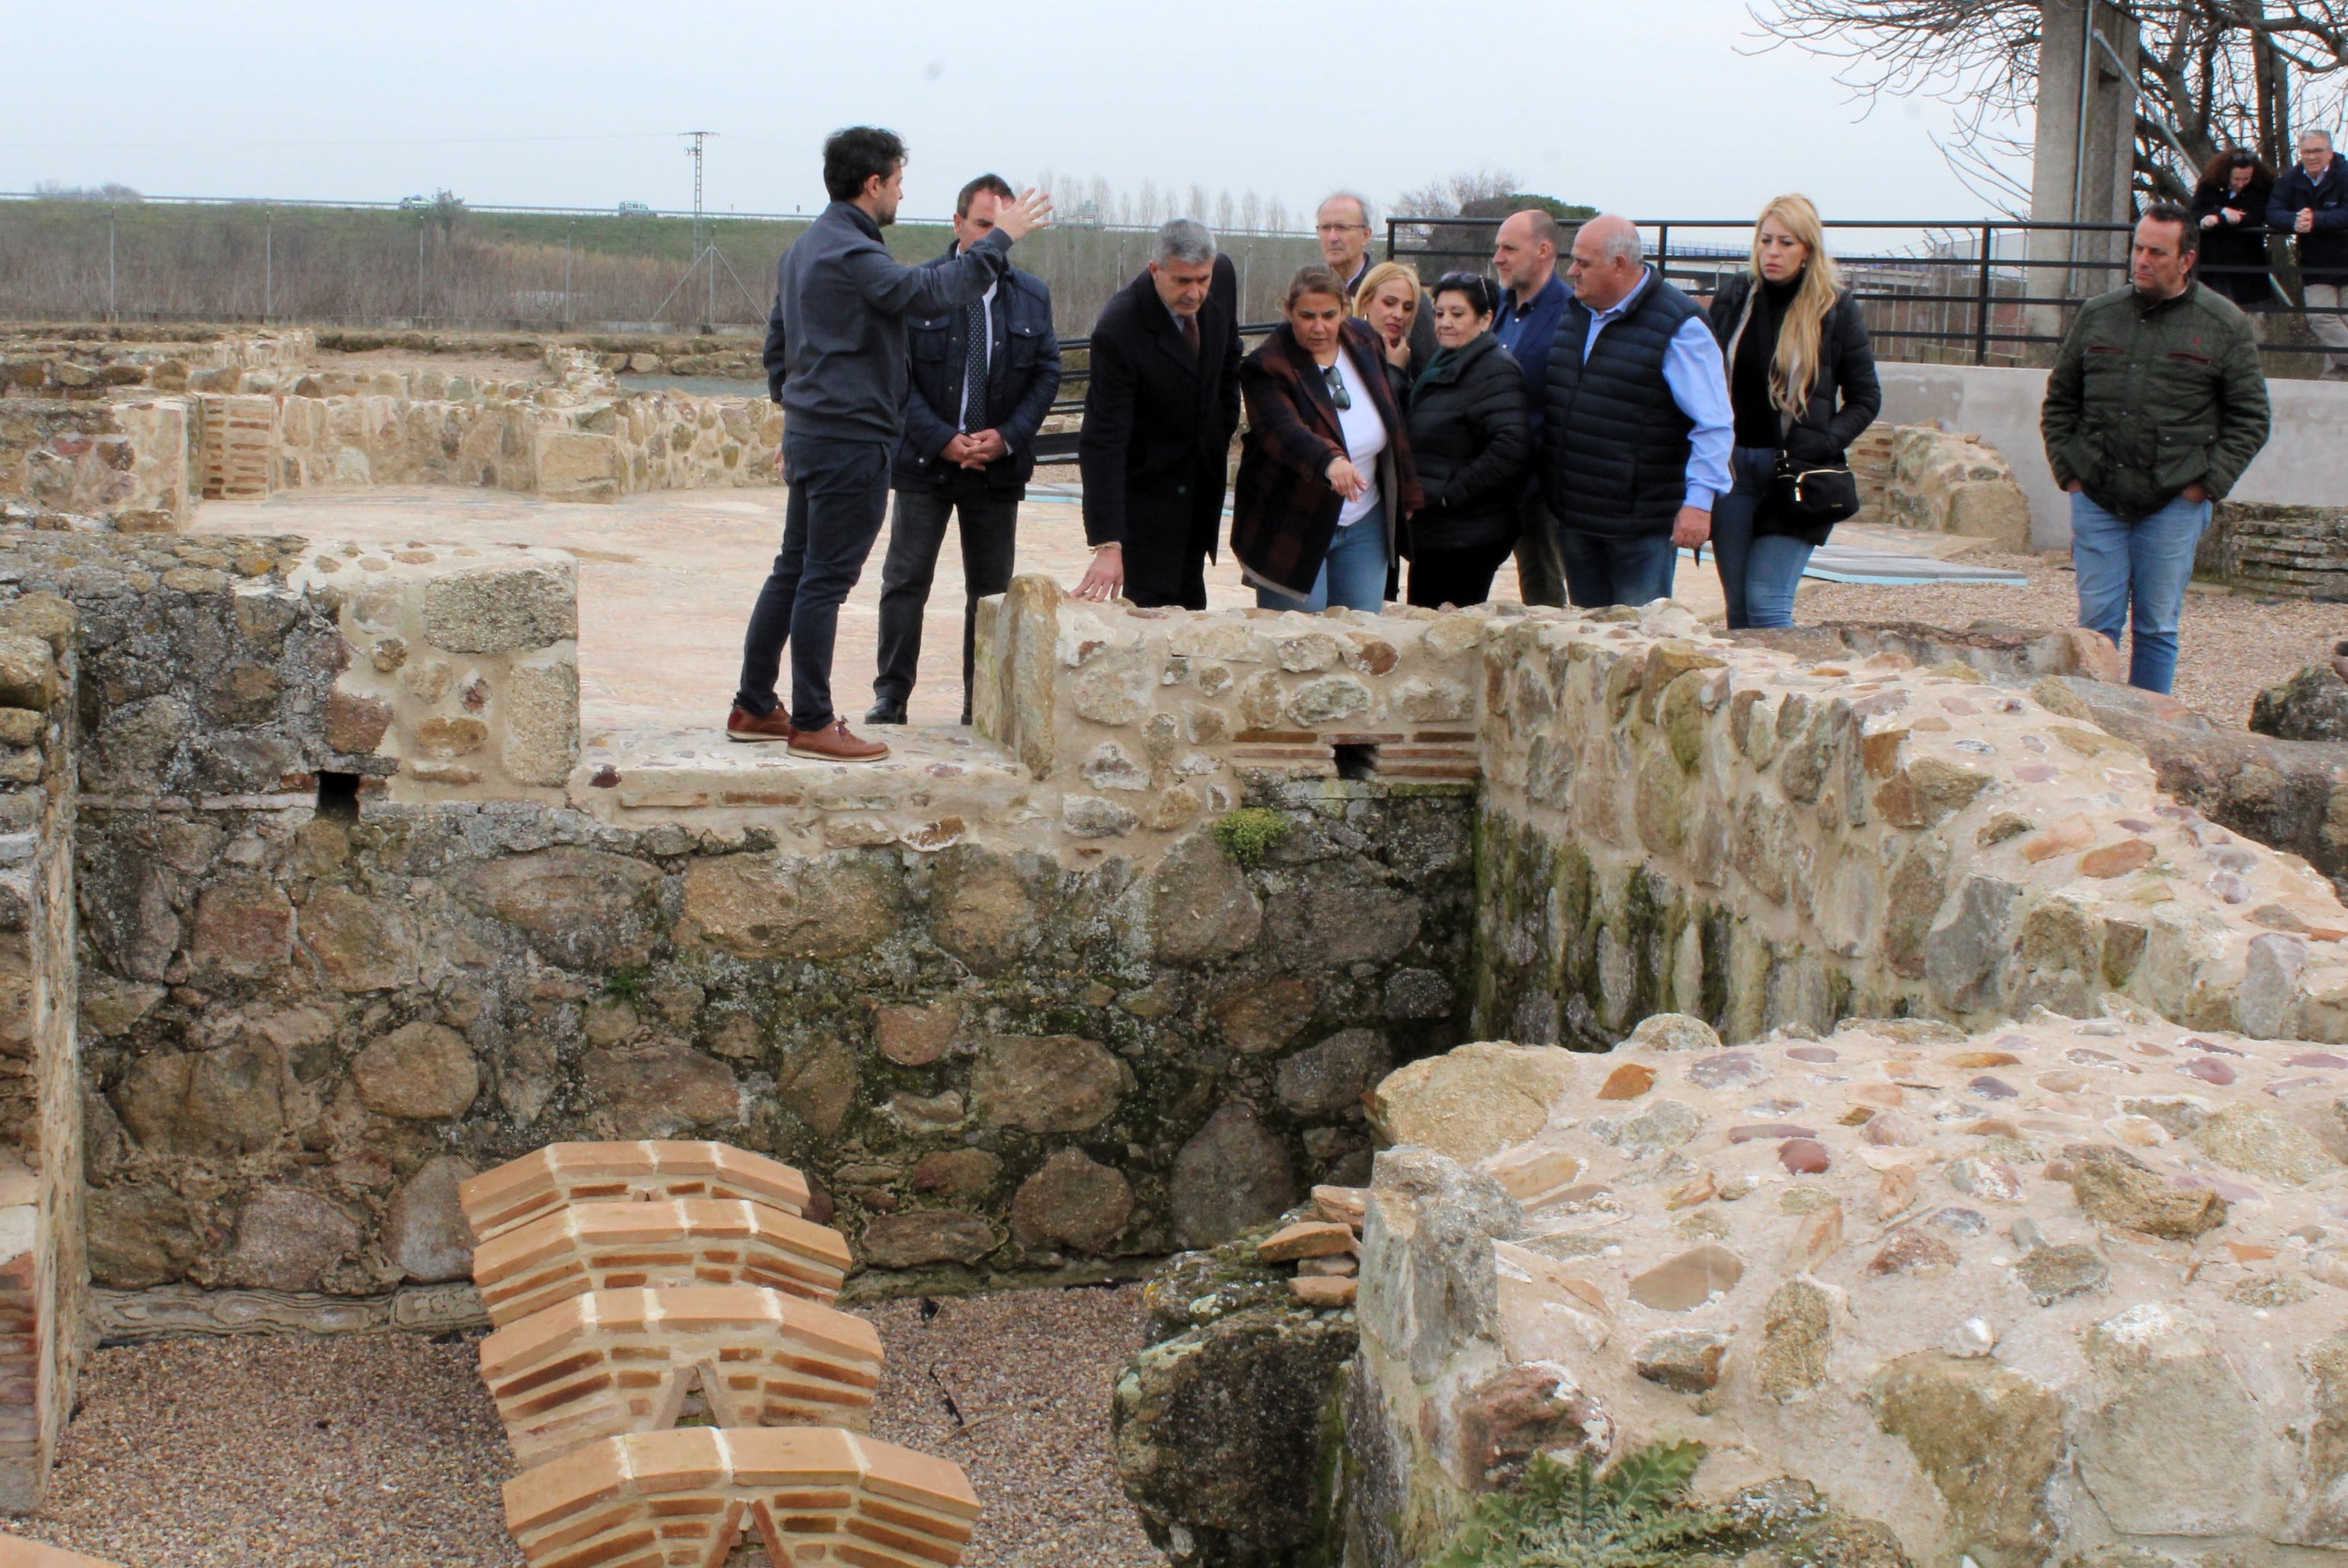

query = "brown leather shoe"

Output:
[[788, 717, 890, 762], [726, 704, 795, 744]]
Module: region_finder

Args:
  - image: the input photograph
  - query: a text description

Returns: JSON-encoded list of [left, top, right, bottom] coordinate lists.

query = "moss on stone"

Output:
[[1213, 808, 1293, 869]]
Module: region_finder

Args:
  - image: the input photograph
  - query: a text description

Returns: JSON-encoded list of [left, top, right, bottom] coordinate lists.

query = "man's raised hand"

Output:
[[993, 189, 1055, 242]]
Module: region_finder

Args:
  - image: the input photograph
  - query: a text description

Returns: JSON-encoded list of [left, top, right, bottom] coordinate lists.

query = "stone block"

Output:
[[501, 654, 578, 786], [533, 430, 625, 502], [419, 561, 576, 654]]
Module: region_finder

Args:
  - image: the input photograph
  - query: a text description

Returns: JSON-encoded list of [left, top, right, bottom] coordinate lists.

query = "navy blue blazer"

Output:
[[894, 246, 1062, 493]]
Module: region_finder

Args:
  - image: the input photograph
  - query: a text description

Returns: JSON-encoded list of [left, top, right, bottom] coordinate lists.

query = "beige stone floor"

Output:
[[191, 482, 1988, 734]]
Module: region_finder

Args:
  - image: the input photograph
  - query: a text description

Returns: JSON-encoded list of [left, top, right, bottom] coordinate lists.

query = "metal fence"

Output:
[[1386, 215, 2339, 371], [0, 191, 1322, 341]]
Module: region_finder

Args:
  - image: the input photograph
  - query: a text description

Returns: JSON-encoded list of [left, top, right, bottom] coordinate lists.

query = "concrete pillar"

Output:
[[2028, 0, 2142, 341]]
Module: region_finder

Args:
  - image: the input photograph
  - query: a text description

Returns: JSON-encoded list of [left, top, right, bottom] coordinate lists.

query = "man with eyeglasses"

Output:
[[2269, 129, 2348, 379], [1491, 209, 1572, 606], [1318, 190, 1437, 365], [1316, 192, 1379, 298]]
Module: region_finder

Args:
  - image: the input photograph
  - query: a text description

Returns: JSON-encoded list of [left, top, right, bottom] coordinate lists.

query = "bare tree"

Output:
[[1392, 167, 1525, 219], [1747, 0, 2348, 208]]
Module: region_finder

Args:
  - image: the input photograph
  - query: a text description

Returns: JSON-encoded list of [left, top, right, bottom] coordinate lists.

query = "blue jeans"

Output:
[[2070, 488, 2210, 695], [735, 434, 894, 730], [1254, 504, 1389, 611], [1709, 446, 1816, 629], [1557, 527, 1677, 609]]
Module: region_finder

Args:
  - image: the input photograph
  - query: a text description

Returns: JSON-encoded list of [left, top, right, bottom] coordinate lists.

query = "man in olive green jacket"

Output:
[[2042, 203, 2270, 695]]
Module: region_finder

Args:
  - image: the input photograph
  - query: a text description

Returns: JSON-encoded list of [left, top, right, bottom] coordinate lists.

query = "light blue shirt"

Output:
[[1580, 267, 1735, 511]]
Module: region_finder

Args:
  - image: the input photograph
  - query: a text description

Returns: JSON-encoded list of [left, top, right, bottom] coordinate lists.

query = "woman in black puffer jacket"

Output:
[[1705, 193, 1880, 629], [1401, 272, 1532, 607]]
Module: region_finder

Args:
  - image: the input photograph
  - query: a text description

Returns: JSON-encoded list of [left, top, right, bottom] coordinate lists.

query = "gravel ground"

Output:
[[863, 1286, 1159, 1568], [8, 1284, 1157, 1568], [1799, 547, 2347, 728]]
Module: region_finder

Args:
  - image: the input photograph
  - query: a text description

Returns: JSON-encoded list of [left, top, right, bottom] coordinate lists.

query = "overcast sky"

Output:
[[2, 1, 2007, 230]]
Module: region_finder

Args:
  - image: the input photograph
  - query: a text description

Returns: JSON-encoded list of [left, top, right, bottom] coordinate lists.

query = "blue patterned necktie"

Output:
[[961, 297, 988, 431]]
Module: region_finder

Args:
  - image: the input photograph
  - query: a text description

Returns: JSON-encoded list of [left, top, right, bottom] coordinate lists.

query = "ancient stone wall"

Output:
[[974, 578, 1483, 822], [198, 361, 779, 506], [0, 591, 83, 1508], [0, 544, 1473, 1340], [1880, 422, 2033, 552], [1339, 1013, 2348, 1568], [293, 542, 580, 798], [2199, 499, 2348, 600], [0, 400, 192, 530], [1472, 600, 2348, 1050], [0, 329, 314, 400]]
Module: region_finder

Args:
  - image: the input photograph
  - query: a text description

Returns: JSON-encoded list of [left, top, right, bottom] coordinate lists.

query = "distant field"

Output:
[[0, 198, 1319, 335]]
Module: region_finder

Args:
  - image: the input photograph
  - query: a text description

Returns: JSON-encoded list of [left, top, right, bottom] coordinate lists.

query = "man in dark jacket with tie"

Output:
[[2269, 128, 2348, 378], [867, 174, 1062, 726], [1073, 219, 1241, 609], [733, 126, 1049, 762]]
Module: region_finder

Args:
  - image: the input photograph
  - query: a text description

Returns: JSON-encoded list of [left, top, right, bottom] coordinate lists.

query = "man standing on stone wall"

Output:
[[1491, 209, 1572, 606], [1071, 219, 1241, 610], [2042, 204, 2269, 695], [866, 174, 1061, 728], [731, 126, 1050, 760]]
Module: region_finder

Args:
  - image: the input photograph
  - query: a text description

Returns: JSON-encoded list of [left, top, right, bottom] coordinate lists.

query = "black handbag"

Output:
[[1763, 451, 1860, 528], [1724, 282, 1862, 538]]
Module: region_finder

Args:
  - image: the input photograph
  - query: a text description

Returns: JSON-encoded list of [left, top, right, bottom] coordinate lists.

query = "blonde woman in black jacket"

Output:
[[1401, 273, 1531, 606], [1704, 194, 1881, 629]]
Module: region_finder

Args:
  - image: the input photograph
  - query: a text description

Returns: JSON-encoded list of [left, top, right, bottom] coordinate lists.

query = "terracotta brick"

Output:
[[479, 1286, 883, 1469], [0, 1534, 124, 1568], [461, 1141, 812, 1244], [503, 1429, 979, 1568], [470, 1199, 850, 1327]]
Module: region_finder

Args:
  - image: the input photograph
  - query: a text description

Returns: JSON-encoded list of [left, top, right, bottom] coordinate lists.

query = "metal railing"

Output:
[[1385, 215, 2338, 367], [1027, 320, 1281, 464]]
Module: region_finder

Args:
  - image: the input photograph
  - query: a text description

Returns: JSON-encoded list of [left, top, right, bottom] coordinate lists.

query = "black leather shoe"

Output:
[[865, 699, 908, 725]]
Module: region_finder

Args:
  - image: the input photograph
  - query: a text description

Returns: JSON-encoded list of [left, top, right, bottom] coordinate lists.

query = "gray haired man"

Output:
[[2268, 128, 2348, 378], [1075, 219, 1242, 608]]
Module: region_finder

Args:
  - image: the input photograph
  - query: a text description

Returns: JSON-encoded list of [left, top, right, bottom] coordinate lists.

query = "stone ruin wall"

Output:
[[0, 328, 780, 530], [1474, 605, 2348, 1051], [0, 505, 2340, 1518], [0, 539, 1477, 1377]]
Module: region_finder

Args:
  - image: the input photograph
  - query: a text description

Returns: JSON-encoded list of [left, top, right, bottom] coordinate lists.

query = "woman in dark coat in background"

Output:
[[1401, 273, 1531, 607], [2192, 147, 2279, 310]]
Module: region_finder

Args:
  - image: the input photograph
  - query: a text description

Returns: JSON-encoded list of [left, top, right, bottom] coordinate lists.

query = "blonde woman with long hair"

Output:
[[1703, 194, 1881, 628], [1352, 260, 1425, 379]]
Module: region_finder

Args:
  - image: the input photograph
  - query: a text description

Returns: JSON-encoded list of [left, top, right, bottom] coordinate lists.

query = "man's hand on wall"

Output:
[[1073, 543, 1123, 601]]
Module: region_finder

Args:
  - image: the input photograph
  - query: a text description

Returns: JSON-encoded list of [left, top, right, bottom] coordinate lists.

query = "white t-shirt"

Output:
[[1325, 354, 1387, 526]]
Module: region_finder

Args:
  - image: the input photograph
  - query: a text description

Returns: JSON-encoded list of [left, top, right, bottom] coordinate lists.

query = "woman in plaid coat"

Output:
[[1231, 265, 1422, 609]]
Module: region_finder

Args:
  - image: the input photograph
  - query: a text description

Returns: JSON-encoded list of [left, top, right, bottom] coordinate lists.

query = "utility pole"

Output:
[[685, 130, 716, 331], [107, 206, 117, 323], [264, 210, 273, 322], [564, 220, 575, 327], [652, 130, 762, 332]]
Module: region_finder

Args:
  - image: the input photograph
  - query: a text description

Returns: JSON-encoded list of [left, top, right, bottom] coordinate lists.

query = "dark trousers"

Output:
[[733, 434, 892, 731], [1557, 527, 1680, 609], [1407, 536, 1517, 609], [875, 481, 1020, 722], [1512, 494, 1567, 607], [1121, 491, 1212, 610]]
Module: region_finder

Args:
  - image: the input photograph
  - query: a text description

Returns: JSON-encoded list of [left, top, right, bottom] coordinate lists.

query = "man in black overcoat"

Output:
[[1073, 219, 1241, 609]]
